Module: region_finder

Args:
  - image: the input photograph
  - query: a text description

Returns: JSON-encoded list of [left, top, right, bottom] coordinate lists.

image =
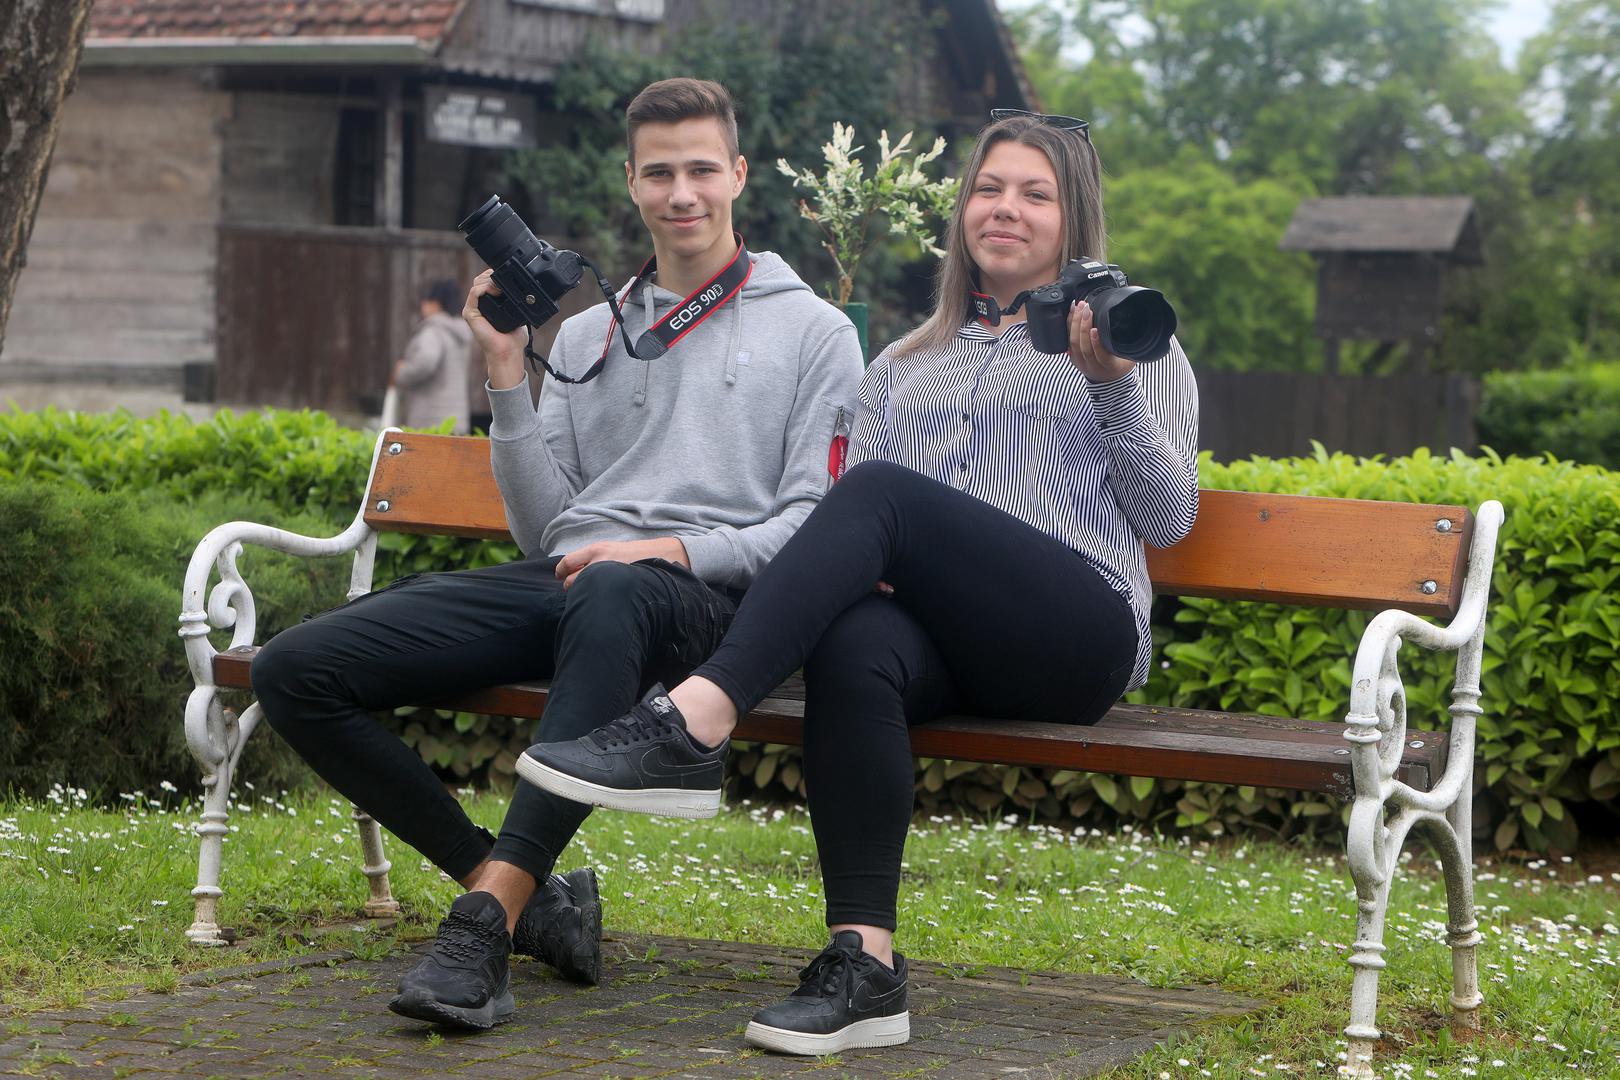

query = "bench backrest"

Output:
[[364, 432, 1471, 618]]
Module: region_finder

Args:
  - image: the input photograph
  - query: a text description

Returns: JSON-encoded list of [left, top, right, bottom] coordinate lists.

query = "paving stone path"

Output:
[[0, 932, 1264, 1078]]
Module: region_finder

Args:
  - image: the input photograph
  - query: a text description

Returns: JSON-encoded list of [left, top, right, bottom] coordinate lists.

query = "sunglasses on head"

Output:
[[989, 108, 1091, 142]]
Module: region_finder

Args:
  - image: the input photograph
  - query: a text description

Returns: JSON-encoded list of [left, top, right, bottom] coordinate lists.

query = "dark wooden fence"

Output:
[[1197, 371, 1479, 461], [216, 225, 485, 415]]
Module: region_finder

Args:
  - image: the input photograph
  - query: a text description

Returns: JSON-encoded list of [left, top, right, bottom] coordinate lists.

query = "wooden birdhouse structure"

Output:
[[1280, 196, 1482, 372]]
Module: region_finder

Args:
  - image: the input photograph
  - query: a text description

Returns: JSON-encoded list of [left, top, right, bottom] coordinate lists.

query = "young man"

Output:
[[250, 77, 862, 1030]]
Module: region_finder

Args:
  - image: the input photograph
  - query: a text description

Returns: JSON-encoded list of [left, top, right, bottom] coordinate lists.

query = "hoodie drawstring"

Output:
[[634, 278, 655, 408], [724, 289, 744, 385]]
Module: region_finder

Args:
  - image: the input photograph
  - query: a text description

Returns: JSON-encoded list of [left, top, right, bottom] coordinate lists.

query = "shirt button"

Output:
[[959, 461, 968, 471], [962, 411, 971, 421]]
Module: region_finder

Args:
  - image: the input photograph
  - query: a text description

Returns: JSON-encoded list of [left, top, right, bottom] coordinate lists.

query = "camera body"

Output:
[[457, 195, 582, 333], [1024, 258, 1177, 364]]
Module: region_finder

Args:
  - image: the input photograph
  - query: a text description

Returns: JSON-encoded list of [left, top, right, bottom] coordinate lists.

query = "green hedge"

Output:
[[1477, 360, 1620, 469], [4, 409, 1616, 852], [0, 480, 350, 798], [0, 408, 521, 791], [0, 406, 519, 583]]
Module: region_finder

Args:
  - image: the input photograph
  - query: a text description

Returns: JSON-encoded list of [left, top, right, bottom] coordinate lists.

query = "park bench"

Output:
[[179, 429, 1503, 1079]]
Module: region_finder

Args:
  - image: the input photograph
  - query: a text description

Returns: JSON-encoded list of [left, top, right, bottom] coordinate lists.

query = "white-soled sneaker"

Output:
[[516, 685, 725, 819], [744, 930, 910, 1055]]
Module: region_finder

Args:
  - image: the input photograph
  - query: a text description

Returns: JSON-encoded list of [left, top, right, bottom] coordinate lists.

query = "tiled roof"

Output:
[[88, 1, 467, 42]]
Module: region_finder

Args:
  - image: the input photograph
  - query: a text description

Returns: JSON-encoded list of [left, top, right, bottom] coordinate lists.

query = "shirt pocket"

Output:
[[992, 376, 1086, 424]]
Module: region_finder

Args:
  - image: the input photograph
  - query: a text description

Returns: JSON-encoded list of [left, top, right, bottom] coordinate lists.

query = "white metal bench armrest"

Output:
[[1343, 499, 1504, 886]]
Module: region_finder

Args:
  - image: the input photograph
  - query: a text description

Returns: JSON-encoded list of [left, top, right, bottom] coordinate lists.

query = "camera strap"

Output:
[[967, 287, 1031, 329], [522, 236, 750, 385], [600, 234, 752, 361]]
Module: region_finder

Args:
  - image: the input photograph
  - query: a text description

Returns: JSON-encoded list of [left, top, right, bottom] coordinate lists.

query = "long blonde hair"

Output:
[[899, 115, 1106, 356]]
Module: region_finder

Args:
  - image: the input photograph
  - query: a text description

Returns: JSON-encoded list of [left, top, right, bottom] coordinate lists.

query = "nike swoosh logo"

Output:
[[638, 744, 720, 778], [851, 979, 906, 1012]]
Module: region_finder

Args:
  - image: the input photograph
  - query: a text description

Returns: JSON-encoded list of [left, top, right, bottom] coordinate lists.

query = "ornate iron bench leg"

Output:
[[1344, 834, 1391, 1080], [1441, 770, 1484, 1032], [184, 690, 246, 947], [352, 806, 402, 918]]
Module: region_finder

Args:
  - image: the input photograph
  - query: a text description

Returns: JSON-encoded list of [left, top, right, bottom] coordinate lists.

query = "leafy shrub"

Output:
[[0, 480, 349, 798], [0, 406, 517, 586], [1477, 360, 1620, 469], [0, 406, 375, 515], [0, 408, 522, 792]]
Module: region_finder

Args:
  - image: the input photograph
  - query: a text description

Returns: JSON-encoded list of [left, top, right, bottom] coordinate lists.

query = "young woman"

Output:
[[517, 112, 1199, 1054]]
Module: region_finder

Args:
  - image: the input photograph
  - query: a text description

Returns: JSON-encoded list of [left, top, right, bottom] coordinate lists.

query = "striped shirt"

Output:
[[848, 320, 1200, 690]]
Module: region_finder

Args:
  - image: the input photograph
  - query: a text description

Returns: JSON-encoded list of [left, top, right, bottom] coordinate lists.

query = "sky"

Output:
[[1001, 0, 1553, 66], [1487, 0, 1552, 63]]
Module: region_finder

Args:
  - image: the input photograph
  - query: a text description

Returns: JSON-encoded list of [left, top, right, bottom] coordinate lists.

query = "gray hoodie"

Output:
[[486, 251, 864, 590]]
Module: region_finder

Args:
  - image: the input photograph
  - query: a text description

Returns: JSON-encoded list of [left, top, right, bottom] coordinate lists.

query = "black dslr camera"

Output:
[[457, 195, 583, 334], [1023, 259, 1177, 363]]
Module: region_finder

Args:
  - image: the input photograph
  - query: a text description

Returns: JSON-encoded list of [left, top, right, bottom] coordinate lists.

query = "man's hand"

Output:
[[556, 538, 692, 588], [464, 269, 530, 391]]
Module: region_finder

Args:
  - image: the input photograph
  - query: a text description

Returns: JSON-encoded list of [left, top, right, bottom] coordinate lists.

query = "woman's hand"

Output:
[[1067, 300, 1135, 384], [464, 269, 530, 391]]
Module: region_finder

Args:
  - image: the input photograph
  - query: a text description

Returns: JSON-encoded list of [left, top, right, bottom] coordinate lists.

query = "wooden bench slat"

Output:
[[362, 433, 1472, 615], [1145, 490, 1470, 618], [215, 647, 1443, 799], [364, 434, 511, 542]]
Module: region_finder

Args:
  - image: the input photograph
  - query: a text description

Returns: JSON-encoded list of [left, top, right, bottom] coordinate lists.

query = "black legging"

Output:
[[689, 459, 1137, 930], [252, 556, 739, 883]]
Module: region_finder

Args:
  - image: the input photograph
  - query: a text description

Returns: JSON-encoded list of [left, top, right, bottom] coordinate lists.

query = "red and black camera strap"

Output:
[[606, 234, 752, 361], [968, 285, 1031, 330], [525, 235, 751, 385]]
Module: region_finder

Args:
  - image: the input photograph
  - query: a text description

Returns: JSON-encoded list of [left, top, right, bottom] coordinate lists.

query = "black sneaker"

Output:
[[511, 867, 603, 985], [744, 930, 910, 1055], [388, 891, 515, 1030], [515, 685, 726, 819]]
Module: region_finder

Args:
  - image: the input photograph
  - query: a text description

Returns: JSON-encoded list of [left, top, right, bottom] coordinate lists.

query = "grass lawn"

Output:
[[2, 782, 1616, 1078]]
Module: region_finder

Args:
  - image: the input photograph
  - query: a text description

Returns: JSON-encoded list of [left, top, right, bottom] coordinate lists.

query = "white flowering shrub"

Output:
[[777, 123, 958, 306]]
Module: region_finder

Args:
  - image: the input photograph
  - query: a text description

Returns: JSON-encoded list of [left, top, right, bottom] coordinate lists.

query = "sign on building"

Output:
[[512, 0, 665, 20], [424, 87, 539, 149]]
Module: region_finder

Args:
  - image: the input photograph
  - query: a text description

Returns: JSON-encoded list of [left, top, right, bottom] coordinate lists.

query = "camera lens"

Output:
[[1093, 286, 1176, 363], [458, 196, 541, 272]]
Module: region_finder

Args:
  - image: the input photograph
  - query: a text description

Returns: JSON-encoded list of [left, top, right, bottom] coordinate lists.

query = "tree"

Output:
[[1515, 0, 1620, 357], [1106, 156, 1320, 371], [1012, 0, 1599, 373], [1014, 0, 1525, 195], [0, 0, 95, 356]]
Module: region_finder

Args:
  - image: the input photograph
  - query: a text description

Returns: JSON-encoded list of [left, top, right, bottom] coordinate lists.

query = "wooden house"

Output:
[[2, 0, 1033, 416]]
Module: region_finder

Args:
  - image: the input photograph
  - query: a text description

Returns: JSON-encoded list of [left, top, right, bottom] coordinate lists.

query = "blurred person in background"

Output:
[[392, 278, 475, 432]]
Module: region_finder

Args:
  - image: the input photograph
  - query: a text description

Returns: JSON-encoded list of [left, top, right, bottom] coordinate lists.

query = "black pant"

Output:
[[252, 556, 739, 882], [691, 460, 1137, 930]]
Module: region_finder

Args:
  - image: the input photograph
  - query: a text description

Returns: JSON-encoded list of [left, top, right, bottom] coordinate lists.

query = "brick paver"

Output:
[[0, 933, 1264, 1077]]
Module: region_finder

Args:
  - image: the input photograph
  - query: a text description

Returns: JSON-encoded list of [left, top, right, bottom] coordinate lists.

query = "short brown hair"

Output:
[[625, 78, 739, 163]]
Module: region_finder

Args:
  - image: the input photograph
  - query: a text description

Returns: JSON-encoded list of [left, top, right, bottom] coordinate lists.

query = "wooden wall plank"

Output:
[[3, 70, 223, 372]]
